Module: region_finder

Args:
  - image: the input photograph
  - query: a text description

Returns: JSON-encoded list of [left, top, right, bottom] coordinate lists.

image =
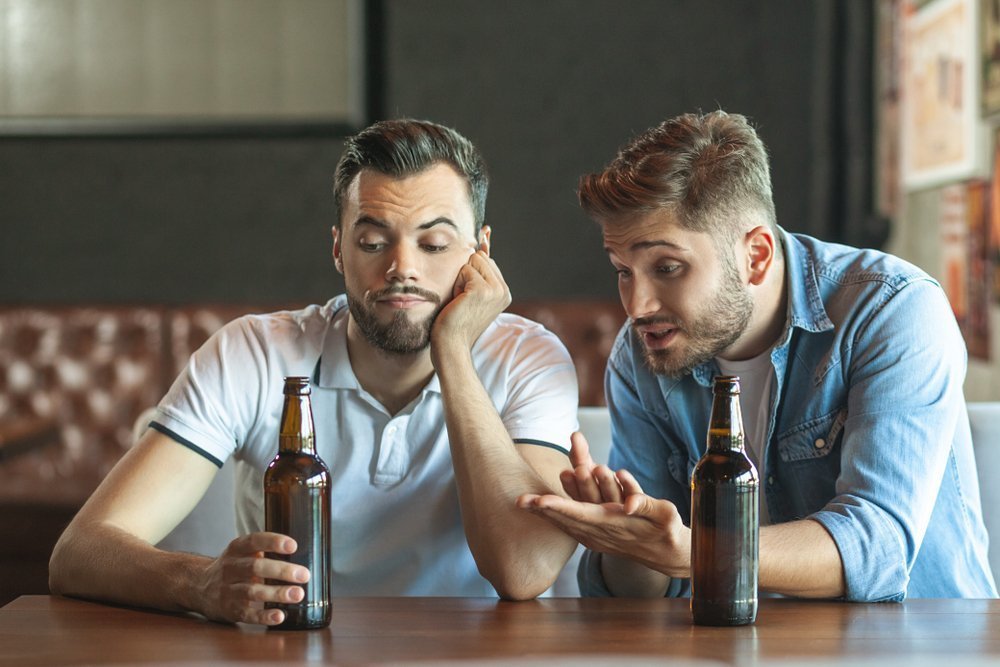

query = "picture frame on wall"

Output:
[[0, 0, 367, 137], [991, 129, 1000, 304], [984, 0, 1000, 116], [901, 0, 979, 189]]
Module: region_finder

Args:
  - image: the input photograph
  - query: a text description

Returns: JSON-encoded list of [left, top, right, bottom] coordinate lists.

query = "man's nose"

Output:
[[385, 243, 420, 282], [624, 276, 662, 320]]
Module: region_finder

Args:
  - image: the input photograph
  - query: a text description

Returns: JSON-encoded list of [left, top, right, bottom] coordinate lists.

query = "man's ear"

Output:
[[744, 225, 776, 286], [332, 226, 344, 275], [478, 225, 492, 255]]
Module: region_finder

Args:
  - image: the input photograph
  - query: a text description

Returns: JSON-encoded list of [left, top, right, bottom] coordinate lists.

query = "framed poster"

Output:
[[0, 0, 366, 136], [984, 0, 1000, 115], [901, 0, 978, 189], [876, 0, 904, 219], [991, 130, 1000, 303], [964, 180, 991, 360]]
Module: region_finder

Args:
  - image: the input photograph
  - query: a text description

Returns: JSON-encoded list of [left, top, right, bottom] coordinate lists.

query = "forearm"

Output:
[[435, 343, 576, 599], [600, 552, 671, 597], [50, 520, 210, 614], [760, 519, 845, 598]]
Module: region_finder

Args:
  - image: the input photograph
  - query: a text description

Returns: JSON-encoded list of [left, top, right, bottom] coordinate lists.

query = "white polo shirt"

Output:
[[151, 295, 578, 597]]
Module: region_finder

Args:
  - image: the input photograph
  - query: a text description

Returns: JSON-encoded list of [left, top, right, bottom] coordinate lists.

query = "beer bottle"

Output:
[[264, 376, 331, 630], [690, 375, 759, 626]]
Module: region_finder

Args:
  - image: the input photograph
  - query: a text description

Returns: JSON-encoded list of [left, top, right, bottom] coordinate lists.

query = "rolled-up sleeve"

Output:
[[810, 279, 967, 602]]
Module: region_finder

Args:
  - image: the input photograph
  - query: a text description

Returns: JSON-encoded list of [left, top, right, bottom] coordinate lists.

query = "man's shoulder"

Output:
[[473, 311, 573, 366], [789, 232, 933, 292], [203, 298, 343, 368], [484, 312, 560, 343], [226, 298, 343, 342]]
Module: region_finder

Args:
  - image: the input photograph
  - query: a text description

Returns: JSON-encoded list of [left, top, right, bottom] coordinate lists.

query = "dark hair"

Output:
[[333, 119, 488, 233], [578, 111, 777, 246]]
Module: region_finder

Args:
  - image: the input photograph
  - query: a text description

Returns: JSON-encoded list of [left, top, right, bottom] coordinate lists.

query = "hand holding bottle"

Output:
[[195, 532, 309, 625]]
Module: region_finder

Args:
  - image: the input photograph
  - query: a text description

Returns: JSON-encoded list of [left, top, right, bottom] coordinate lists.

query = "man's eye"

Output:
[[614, 268, 632, 279], [657, 264, 681, 275], [359, 242, 385, 252], [421, 244, 448, 253]]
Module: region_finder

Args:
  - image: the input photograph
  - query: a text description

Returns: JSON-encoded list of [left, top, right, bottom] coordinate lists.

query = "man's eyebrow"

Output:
[[604, 239, 690, 253], [352, 215, 388, 230], [351, 216, 460, 232], [418, 217, 459, 231]]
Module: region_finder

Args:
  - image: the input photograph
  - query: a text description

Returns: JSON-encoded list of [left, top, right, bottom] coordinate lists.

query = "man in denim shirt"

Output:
[[519, 111, 997, 601]]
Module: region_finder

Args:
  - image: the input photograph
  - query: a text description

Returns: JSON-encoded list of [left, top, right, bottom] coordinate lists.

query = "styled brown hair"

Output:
[[578, 111, 777, 246], [333, 119, 488, 233]]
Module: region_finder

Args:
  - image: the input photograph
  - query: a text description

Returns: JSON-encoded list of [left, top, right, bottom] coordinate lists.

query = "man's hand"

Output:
[[517, 434, 692, 579], [559, 431, 626, 504], [196, 532, 310, 625], [431, 249, 511, 362]]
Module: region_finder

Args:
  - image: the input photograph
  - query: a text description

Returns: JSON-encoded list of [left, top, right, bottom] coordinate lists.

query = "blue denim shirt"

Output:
[[579, 230, 997, 601]]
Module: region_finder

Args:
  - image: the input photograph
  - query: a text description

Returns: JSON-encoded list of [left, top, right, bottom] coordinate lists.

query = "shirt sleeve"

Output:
[[578, 335, 689, 598], [152, 316, 268, 467], [810, 279, 968, 602], [500, 328, 579, 454]]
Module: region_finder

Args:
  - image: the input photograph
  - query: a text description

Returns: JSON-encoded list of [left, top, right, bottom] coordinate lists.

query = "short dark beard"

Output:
[[636, 254, 753, 378], [347, 285, 443, 355]]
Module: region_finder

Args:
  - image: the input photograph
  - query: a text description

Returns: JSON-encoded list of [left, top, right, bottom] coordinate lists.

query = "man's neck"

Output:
[[345, 318, 436, 416], [724, 256, 788, 362]]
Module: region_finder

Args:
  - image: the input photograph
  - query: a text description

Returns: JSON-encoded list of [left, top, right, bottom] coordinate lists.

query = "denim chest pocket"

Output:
[[776, 409, 846, 463], [772, 409, 846, 519]]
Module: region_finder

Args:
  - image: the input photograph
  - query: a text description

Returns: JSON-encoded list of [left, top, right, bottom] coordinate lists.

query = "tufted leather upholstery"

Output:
[[0, 302, 625, 501], [0, 308, 166, 504]]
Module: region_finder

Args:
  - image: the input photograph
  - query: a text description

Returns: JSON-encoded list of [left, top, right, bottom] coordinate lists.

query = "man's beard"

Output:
[[635, 258, 754, 378], [347, 285, 443, 355]]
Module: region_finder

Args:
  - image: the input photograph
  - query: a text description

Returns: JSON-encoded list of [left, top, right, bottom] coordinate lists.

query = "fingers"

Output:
[[594, 465, 624, 504], [227, 532, 297, 557], [617, 468, 646, 497], [569, 431, 594, 469], [465, 251, 511, 302], [200, 531, 324, 626]]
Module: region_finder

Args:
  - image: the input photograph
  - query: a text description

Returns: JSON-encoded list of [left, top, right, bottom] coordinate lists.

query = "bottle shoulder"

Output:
[[692, 451, 758, 484], [264, 452, 331, 482]]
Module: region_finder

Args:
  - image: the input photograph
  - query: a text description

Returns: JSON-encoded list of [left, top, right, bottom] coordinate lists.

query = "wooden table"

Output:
[[2, 595, 1000, 665]]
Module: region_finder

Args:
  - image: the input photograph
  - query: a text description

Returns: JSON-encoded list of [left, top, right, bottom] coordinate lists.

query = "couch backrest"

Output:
[[0, 302, 626, 506], [969, 402, 1000, 586]]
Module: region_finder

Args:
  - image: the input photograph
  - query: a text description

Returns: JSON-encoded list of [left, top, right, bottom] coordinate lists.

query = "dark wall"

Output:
[[0, 1, 871, 304]]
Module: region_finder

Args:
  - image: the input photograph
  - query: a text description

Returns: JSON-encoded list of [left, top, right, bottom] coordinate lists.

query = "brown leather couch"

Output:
[[0, 301, 625, 605]]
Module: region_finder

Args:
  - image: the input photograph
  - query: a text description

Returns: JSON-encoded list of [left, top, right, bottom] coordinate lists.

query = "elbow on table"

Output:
[[47, 530, 75, 596], [485, 563, 560, 602]]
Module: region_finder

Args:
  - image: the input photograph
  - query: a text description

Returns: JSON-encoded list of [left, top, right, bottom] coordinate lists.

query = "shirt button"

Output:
[[767, 476, 775, 485], [387, 426, 397, 435], [814, 438, 825, 449]]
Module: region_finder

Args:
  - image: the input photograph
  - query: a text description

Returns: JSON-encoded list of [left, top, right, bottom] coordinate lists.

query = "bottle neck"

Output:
[[707, 392, 745, 453], [278, 395, 316, 454]]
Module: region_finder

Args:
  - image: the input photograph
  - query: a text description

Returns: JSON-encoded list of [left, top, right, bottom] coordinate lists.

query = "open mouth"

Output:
[[636, 324, 680, 350]]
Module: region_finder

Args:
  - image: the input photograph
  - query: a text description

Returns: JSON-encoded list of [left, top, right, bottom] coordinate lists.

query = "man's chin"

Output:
[[643, 348, 704, 379]]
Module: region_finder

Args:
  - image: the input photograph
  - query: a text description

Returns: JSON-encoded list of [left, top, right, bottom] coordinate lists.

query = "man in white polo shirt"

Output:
[[50, 119, 580, 625]]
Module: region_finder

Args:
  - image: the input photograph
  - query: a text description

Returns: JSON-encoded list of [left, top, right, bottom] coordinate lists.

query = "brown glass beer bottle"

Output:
[[264, 376, 331, 630], [690, 375, 759, 626]]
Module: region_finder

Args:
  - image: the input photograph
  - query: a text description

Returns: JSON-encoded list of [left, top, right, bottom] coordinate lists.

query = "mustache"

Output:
[[368, 285, 441, 304], [632, 315, 682, 328]]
